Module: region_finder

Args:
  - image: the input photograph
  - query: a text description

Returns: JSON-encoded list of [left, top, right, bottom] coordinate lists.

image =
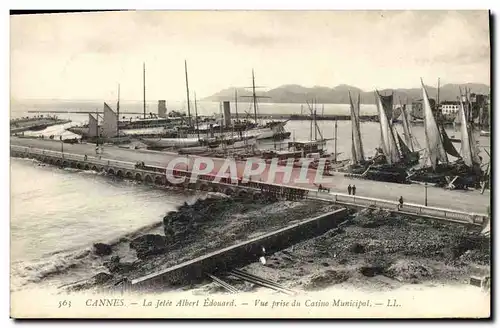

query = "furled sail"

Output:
[[458, 98, 473, 166], [379, 93, 394, 120], [375, 90, 400, 164], [470, 129, 481, 164], [355, 93, 365, 159], [349, 92, 364, 163], [421, 80, 448, 170], [392, 106, 402, 121], [440, 126, 461, 158], [396, 130, 412, 157], [459, 95, 481, 167], [400, 104, 414, 151]]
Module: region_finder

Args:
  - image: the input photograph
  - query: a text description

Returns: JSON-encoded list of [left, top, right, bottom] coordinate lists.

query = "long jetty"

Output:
[[11, 139, 489, 288], [10, 118, 72, 134], [27, 110, 378, 122], [10, 138, 488, 222]]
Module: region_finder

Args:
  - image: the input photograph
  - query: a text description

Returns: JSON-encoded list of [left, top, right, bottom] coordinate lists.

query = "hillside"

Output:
[[203, 83, 490, 104]]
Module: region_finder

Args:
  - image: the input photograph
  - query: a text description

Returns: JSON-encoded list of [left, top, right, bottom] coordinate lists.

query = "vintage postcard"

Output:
[[10, 10, 491, 319]]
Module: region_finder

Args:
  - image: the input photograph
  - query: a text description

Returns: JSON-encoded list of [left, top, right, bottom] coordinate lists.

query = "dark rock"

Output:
[[130, 234, 167, 259], [93, 243, 112, 256], [103, 255, 135, 274], [91, 272, 113, 284], [304, 270, 349, 290], [384, 260, 432, 281], [350, 243, 366, 254], [106, 261, 135, 274], [360, 265, 385, 277]]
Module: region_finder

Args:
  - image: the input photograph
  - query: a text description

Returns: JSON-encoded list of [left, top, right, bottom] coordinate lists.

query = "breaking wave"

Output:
[[11, 220, 168, 291]]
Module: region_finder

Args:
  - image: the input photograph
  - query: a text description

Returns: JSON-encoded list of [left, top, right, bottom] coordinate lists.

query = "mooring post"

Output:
[[424, 182, 428, 206], [60, 135, 64, 158]]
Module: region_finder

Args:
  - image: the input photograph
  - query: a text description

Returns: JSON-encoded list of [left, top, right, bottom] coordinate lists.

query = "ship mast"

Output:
[[252, 69, 257, 123], [334, 119, 338, 161], [437, 77, 440, 107], [117, 83, 120, 137], [314, 100, 317, 140], [143, 63, 146, 119], [309, 104, 313, 140], [194, 92, 200, 141], [96, 108, 99, 146], [234, 89, 239, 122], [185, 60, 192, 127]]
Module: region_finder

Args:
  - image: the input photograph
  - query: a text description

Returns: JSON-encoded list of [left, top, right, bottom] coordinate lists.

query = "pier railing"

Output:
[[11, 145, 487, 226], [11, 145, 138, 171], [309, 190, 486, 225]]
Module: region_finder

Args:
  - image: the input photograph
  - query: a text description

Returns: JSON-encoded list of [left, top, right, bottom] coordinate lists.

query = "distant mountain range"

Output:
[[203, 83, 490, 104]]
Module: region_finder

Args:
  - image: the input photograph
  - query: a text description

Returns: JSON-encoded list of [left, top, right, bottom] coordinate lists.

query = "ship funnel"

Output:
[[223, 101, 231, 127], [158, 100, 167, 118]]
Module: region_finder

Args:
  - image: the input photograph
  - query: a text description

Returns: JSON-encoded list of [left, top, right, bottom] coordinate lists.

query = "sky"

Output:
[[10, 10, 490, 101]]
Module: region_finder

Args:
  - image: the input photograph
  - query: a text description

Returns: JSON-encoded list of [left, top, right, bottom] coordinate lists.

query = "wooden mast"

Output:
[[96, 108, 99, 146], [194, 92, 200, 141], [234, 89, 238, 122], [185, 60, 192, 126], [143, 63, 146, 119], [437, 77, 440, 106], [117, 83, 120, 137], [252, 69, 258, 123], [309, 101, 313, 141], [334, 119, 338, 162]]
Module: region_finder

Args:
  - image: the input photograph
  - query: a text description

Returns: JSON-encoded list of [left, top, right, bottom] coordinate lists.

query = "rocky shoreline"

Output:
[[227, 207, 490, 293], [62, 196, 490, 294], [65, 194, 338, 292]]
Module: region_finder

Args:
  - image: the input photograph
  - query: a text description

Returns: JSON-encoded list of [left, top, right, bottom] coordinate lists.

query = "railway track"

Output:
[[206, 269, 296, 296]]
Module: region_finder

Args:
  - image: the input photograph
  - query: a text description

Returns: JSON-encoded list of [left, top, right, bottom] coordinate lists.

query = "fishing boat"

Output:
[[344, 90, 420, 183], [139, 137, 202, 149], [178, 136, 258, 155], [406, 81, 483, 189], [28, 124, 49, 132], [480, 130, 490, 137]]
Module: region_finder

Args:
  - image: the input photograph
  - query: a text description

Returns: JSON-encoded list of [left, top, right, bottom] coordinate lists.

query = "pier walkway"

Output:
[[11, 137, 490, 219]]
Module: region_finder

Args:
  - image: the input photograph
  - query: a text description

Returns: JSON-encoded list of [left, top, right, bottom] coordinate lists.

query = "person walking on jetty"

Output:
[[347, 184, 352, 195], [352, 185, 356, 195], [398, 196, 404, 210]]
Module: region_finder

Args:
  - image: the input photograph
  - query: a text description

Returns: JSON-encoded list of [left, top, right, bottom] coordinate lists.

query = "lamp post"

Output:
[[424, 182, 428, 206], [60, 135, 64, 158]]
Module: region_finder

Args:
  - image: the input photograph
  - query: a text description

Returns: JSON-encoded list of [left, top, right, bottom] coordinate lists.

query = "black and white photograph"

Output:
[[8, 9, 491, 318]]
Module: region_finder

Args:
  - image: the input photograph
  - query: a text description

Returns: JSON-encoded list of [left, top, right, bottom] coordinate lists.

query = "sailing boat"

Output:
[[140, 61, 202, 149], [351, 90, 420, 183], [407, 81, 483, 189], [262, 99, 326, 164], [183, 70, 290, 141], [345, 91, 368, 173], [240, 69, 290, 141], [340, 90, 417, 183]]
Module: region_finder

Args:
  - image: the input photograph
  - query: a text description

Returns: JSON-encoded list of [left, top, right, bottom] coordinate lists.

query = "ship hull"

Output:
[[408, 163, 483, 189], [140, 138, 201, 149]]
